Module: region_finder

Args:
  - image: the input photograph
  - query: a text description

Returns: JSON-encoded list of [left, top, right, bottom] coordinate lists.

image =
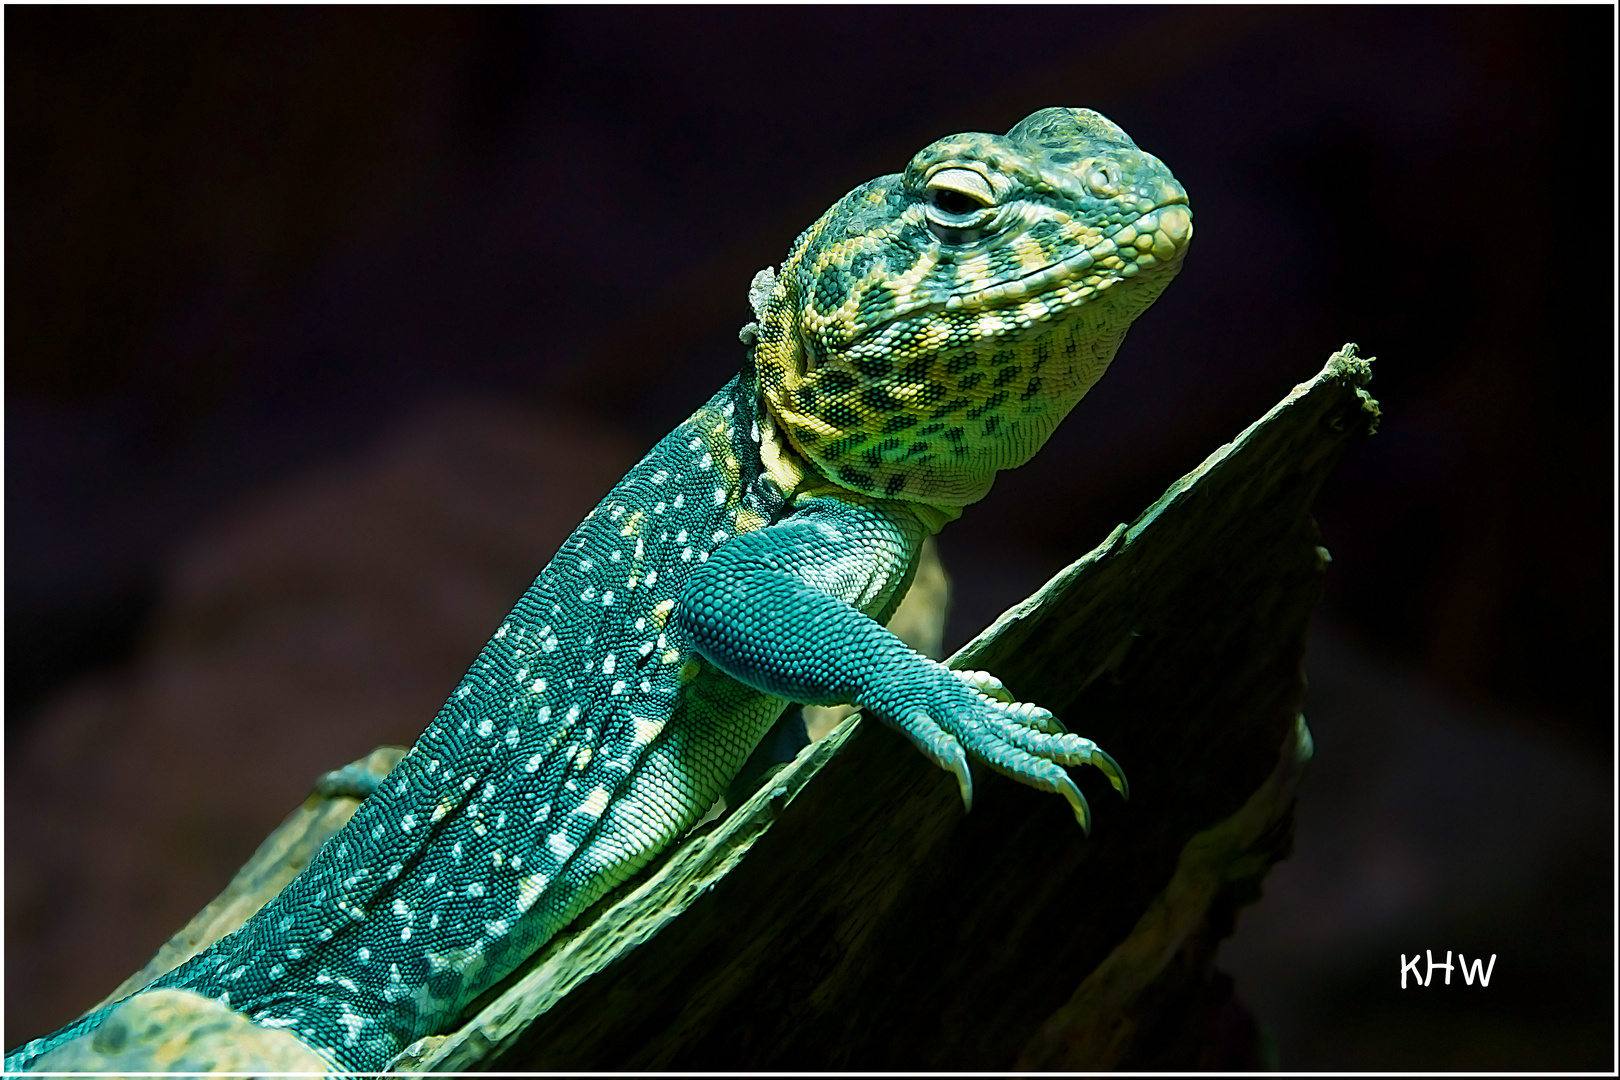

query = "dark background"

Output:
[[6, 6, 1613, 1069]]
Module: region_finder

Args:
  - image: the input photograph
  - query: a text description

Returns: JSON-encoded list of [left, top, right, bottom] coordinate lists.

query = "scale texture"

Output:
[[10, 106, 1191, 1074]]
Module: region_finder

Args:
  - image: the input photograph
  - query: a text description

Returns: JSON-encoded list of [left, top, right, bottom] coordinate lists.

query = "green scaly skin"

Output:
[[8, 106, 1190, 1074]]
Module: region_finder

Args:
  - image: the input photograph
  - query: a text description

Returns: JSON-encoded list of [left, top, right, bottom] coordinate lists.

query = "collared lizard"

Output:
[[8, 106, 1191, 1074]]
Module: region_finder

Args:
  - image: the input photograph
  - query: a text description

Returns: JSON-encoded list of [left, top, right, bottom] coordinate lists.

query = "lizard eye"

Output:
[[928, 188, 982, 216], [925, 167, 995, 210], [924, 167, 996, 245]]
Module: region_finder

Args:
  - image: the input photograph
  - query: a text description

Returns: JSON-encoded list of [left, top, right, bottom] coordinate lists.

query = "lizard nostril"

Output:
[[1084, 162, 1117, 197]]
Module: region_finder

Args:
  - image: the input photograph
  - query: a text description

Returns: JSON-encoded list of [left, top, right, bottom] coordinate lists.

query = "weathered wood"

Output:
[[404, 345, 1378, 1071]]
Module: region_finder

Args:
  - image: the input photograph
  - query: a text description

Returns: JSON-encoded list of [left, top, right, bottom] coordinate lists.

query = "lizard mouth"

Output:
[[943, 200, 1193, 314]]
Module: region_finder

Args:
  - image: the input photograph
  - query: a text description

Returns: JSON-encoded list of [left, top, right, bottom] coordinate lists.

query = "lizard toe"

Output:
[[888, 709, 975, 813]]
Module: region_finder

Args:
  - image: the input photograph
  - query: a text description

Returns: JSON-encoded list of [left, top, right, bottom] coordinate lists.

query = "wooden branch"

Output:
[[403, 345, 1378, 1071]]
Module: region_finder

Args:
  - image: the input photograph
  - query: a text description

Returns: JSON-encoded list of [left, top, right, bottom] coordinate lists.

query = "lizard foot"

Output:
[[873, 666, 1127, 835]]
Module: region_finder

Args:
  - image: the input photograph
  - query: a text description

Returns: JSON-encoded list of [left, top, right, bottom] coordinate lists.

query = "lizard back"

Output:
[[89, 374, 796, 1068]]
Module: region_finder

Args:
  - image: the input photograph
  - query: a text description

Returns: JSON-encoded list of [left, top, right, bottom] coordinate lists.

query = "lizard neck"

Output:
[[746, 342, 963, 536]]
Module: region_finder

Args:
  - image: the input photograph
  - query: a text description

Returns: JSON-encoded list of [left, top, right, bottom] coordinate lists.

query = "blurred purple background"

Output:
[[6, 7, 1612, 1068]]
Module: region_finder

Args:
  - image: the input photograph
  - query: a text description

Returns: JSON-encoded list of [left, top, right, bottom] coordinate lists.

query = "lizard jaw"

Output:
[[944, 201, 1192, 315]]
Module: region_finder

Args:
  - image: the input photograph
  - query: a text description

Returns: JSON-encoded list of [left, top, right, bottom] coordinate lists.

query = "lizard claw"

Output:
[[1092, 746, 1130, 801], [943, 739, 974, 813], [1055, 772, 1094, 835]]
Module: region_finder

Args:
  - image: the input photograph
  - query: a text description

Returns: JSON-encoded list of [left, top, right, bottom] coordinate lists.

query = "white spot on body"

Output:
[[339, 1007, 367, 1048], [515, 872, 550, 913], [578, 786, 611, 817]]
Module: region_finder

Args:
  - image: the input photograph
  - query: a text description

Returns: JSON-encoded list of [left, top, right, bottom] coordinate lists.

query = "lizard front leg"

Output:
[[675, 495, 1126, 832]]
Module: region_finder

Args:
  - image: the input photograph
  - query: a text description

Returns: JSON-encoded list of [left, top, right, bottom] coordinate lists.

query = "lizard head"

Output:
[[750, 106, 1192, 508]]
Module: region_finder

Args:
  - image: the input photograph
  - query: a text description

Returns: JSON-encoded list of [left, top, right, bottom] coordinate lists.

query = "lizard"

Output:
[[7, 106, 1191, 1074]]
